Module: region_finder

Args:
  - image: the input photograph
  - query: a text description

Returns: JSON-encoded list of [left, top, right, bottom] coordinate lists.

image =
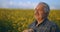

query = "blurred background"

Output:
[[0, 0, 60, 32]]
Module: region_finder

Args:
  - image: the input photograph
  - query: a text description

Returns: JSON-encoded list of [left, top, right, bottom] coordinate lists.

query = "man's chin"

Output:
[[35, 18, 43, 20]]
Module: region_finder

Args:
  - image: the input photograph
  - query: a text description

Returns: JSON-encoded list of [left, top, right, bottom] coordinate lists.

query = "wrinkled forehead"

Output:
[[35, 3, 46, 10], [35, 6, 45, 11]]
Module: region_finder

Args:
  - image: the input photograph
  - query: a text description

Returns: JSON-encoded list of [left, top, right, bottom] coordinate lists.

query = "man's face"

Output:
[[34, 4, 46, 20]]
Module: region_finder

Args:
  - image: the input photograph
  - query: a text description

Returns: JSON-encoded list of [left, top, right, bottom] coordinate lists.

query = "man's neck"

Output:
[[36, 18, 45, 26], [38, 19, 44, 24]]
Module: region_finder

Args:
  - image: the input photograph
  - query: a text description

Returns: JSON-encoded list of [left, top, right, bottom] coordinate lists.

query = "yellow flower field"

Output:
[[0, 9, 60, 32]]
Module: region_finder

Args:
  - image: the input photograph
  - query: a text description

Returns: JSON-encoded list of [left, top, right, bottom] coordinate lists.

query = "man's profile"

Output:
[[23, 2, 60, 32]]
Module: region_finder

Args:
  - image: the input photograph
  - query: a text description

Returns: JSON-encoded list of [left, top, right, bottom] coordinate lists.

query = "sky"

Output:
[[0, 0, 60, 9]]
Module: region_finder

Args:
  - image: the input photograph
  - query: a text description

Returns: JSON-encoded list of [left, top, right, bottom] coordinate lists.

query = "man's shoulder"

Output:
[[47, 21, 60, 32], [45, 20, 59, 29]]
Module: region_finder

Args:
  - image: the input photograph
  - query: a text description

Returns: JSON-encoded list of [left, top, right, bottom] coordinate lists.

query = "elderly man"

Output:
[[23, 2, 60, 32]]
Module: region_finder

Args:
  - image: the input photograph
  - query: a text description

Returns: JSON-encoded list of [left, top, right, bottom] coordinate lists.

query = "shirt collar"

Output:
[[34, 18, 48, 27]]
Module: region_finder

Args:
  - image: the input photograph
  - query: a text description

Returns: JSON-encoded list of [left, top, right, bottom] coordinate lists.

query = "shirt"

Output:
[[28, 18, 60, 32]]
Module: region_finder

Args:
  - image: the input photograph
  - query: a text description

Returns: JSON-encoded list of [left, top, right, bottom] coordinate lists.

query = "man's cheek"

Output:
[[34, 15, 39, 19]]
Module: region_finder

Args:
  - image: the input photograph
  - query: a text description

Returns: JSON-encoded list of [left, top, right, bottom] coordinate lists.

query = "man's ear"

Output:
[[46, 12, 49, 17], [44, 7, 49, 13]]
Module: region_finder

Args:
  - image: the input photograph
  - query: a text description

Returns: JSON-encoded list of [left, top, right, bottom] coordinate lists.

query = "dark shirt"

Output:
[[28, 18, 60, 32]]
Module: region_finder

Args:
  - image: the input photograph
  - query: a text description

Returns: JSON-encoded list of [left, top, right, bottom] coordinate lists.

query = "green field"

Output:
[[0, 9, 60, 32]]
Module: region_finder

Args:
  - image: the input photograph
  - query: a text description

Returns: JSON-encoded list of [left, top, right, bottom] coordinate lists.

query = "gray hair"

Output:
[[38, 2, 50, 13]]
